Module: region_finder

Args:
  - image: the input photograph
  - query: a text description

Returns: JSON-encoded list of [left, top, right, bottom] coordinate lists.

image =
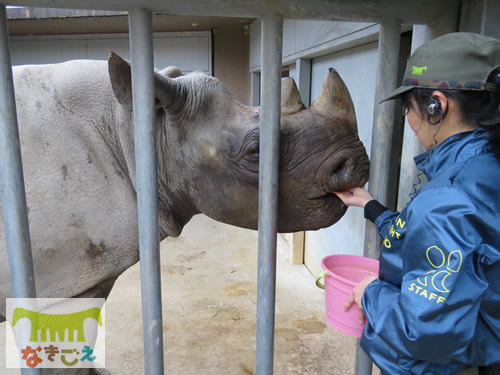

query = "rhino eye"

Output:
[[241, 130, 260, 161], [245, 143, 259, 163], [228, 129, 260, 180]]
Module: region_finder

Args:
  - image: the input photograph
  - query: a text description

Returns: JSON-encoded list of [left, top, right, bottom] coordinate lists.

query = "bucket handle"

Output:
[[315, 270, 328, 289]]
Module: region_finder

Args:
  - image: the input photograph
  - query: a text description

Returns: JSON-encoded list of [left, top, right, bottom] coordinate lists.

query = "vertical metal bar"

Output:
[[251, 72, 261, 106], [128, 8, 164, 375], [354, 339, 373, 375], [363, 18, 401, 259], [396, 26, 430, 210], [397, 19, 457, 210], [0, 1, 36, 299], [358, 18, 401, 375], [295, 58, 311, 106], [256, 13, 283, 375], [0, 5, 41, 374]]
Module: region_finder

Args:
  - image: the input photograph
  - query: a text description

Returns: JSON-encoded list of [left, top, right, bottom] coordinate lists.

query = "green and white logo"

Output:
[[6, 298, 105, 369]]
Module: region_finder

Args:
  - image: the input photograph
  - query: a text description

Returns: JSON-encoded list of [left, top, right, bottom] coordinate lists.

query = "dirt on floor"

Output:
[[1, 215, 378, 375]]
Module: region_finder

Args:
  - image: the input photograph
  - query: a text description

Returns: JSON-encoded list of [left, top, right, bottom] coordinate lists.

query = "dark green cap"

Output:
[[382, 32, 500, 102]]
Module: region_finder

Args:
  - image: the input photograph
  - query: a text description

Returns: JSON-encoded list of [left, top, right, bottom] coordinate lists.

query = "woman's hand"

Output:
[[333, 187, 374, 208], [344, 275, 378, 324]]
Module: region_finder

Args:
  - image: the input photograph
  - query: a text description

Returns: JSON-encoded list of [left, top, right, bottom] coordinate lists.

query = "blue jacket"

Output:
[[361, 129, 500, 374]]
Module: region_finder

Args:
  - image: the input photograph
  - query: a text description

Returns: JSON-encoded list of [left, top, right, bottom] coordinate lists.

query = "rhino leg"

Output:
[[73, 277, 117, 300]]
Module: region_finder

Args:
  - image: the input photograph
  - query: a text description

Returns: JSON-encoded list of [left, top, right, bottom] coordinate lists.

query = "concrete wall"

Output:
[[460, 0, 500, 39], [7, 13, 252, 104], [214, 24, 251, 106], [250, 19, 392, 275], [249, 1, 500, 274], [9, 32, 213, 74], [250, 19, 379, 72]]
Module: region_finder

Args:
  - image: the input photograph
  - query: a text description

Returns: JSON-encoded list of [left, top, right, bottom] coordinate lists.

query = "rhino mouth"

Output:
[[306, 191, 346, 210], [326, 148, 370, 193]]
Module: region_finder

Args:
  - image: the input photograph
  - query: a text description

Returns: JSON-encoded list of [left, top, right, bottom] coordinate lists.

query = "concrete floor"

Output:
[[1, 215, 370, 374]]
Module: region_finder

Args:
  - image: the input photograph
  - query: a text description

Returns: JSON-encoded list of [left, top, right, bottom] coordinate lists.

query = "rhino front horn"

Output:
[[311, 68, 356, 126], [281, 77, 305, 116]]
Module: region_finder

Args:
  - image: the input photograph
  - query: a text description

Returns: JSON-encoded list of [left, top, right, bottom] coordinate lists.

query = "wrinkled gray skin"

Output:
[[0, 53, 368, 373]]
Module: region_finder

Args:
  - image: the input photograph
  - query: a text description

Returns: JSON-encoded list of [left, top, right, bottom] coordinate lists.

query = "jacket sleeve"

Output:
[[361, 186, 488, 364], [361, 199, 400, 240], [365, 202, 403, 282]]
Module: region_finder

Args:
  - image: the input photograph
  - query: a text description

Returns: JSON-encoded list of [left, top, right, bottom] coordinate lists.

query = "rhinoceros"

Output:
[[0, 53, 369, 324]]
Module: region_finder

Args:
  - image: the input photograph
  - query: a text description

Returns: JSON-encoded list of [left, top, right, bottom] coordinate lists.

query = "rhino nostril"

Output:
[[332, 158, 351, 178]]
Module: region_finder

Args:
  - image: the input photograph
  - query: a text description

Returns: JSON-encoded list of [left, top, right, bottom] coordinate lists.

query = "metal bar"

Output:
[[128, 8, 164, 375], [397, 18, 457, 210], [256, 13, 283, 375], [354, 339, 373, 375], [251, 72, 261, 106], [363, 17, 401, 259], [358, 18, 401, 375], [0, 4, 36, 300], [396, 26, 430, 210], [0, 5, 41, 374], [295, 58, 311, 106]]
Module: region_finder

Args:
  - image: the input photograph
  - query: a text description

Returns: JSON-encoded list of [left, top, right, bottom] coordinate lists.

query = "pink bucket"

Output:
[[316, 254, 379, 337]]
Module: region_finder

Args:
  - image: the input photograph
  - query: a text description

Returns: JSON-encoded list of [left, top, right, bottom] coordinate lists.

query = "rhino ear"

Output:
[[108, 52, 182, 111], [310, 68, 356, 126], [281, 77, 305, 116], [108, 52, 133, 108]]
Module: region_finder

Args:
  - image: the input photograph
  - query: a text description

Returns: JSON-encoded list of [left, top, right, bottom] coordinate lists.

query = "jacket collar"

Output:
[[414, 128, 491, 180]]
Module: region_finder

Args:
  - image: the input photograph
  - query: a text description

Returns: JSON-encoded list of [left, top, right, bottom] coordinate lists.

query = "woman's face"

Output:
[[406, 97, 435, 151]]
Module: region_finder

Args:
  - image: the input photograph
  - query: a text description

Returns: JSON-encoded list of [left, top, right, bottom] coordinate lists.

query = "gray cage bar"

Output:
[[0, 2, 430, 375], [0, 4, 41, 374], [256, 13, 283, 375], [128, 7, 165, 375]]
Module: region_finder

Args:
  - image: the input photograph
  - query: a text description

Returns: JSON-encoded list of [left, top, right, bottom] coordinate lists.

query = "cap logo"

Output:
[[411, 66, 428, 75]]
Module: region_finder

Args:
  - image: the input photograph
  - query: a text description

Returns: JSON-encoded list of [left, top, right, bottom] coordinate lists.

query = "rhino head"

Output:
[[108, 53, 369, 237]]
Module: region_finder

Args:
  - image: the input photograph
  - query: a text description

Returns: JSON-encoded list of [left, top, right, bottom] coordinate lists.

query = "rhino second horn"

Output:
[[281, 77, 305, 116], [160, 66, 183, 78], [154, 73, 185, 111], [311, 68, 356, 125]]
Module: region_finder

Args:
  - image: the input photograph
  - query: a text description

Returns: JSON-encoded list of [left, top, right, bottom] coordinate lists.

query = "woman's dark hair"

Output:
[[401, 68, 500, 158]]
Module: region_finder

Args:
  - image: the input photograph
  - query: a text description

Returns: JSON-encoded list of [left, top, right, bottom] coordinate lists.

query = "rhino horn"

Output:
[[159, 66, 183, 78], [310, 68, 356, 126], [108, 51, 184, 111], [281, 77, 305, 116], [154, 73, 187, 112]]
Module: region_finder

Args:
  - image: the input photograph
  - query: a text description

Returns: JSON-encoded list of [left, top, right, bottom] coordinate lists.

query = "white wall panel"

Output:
[[10, 32, 212, 74], [305, 41, 378, 277], [9, 38, 88, 65], [249, 19, 378, 72]]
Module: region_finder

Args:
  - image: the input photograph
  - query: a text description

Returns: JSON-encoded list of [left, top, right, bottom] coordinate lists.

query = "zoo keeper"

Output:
[[334, 32, 500, 375]]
